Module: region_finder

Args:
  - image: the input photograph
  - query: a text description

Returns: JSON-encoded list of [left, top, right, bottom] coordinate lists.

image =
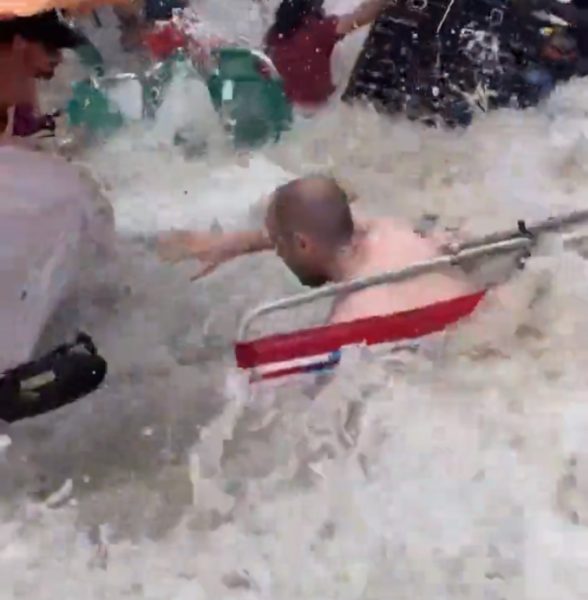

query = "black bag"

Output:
[[0, 333, 107, 423]]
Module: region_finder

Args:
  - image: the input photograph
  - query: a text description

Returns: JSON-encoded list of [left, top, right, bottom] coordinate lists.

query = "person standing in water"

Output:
[[264, 0, 388, 110], [158, 176, 475, 324]]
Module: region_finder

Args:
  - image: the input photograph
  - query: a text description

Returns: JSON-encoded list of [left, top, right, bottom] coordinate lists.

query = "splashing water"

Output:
[[5, 4, 588, 600]]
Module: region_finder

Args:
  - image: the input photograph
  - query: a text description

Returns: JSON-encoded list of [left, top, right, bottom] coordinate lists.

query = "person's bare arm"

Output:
[[158, 227, 273, 279], [158, 192, 275, 275], [158, 228, 272, 261], [201, 229, 273, 262], [336, 0, 388, 36]]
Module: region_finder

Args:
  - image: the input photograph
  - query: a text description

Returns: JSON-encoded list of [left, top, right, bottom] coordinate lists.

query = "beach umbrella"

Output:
[[0, 0, 134, 17]]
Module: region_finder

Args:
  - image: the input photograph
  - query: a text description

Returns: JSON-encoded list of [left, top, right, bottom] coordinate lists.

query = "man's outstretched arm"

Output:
[[158, 227, 273, 279], [337, 0, 389, 36]]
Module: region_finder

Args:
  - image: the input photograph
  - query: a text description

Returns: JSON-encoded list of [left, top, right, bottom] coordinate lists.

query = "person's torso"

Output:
[[331, 219, 475, 323], [267, 16, 341, 107]]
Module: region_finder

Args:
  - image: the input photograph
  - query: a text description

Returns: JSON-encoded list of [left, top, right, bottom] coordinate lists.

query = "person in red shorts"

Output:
[[264, 0, 387, 110]]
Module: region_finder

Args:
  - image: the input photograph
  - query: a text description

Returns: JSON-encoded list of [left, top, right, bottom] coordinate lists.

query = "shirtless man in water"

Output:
[[159, 175, 476, 324]]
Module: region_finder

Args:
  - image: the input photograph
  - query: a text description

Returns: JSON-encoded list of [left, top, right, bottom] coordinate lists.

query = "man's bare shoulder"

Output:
[[352, 210, 413, 233]]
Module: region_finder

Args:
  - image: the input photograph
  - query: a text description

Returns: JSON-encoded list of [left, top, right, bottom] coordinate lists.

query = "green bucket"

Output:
[[206, 47, 292, 149]]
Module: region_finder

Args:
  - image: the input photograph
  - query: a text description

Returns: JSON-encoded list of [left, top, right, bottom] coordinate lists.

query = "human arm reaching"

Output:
[[336, 0, 388, 36], [157, 193, 277, 278], [158, 228, 273, 279]]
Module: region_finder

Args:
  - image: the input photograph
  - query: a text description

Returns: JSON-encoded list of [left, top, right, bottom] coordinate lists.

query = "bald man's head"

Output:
[[267, 175, 355, 287]]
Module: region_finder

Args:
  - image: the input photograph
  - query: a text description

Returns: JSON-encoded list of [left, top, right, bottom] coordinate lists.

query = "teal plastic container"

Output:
[[65, 48, 293, 146], [75, 42, 104, 74], [66, 79, 124, 133], [206, 47, 292, 149]]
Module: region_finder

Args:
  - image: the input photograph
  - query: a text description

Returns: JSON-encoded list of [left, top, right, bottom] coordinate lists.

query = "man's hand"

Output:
[[158, 230, 219, 260], [157, 229, 238, 280], [158, 227, 274, 280]]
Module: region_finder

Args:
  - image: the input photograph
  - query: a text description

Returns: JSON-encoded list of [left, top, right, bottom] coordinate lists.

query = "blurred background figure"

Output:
[[113, 0, 187, 51]]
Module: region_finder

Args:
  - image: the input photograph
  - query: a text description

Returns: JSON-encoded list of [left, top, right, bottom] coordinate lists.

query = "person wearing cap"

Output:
[[0, 11, 113, 239], [0, 10, 85, 137], [0, 11, 115, 417]]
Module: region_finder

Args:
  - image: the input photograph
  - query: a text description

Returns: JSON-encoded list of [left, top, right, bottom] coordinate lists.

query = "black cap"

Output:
[[0, 10, 86, 50]]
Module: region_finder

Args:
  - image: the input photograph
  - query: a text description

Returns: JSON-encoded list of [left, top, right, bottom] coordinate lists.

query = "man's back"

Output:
[[330, 218, 475, 323]]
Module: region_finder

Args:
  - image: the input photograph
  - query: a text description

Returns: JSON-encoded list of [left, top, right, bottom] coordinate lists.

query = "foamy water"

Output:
[[5, 5, 588, 599]]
